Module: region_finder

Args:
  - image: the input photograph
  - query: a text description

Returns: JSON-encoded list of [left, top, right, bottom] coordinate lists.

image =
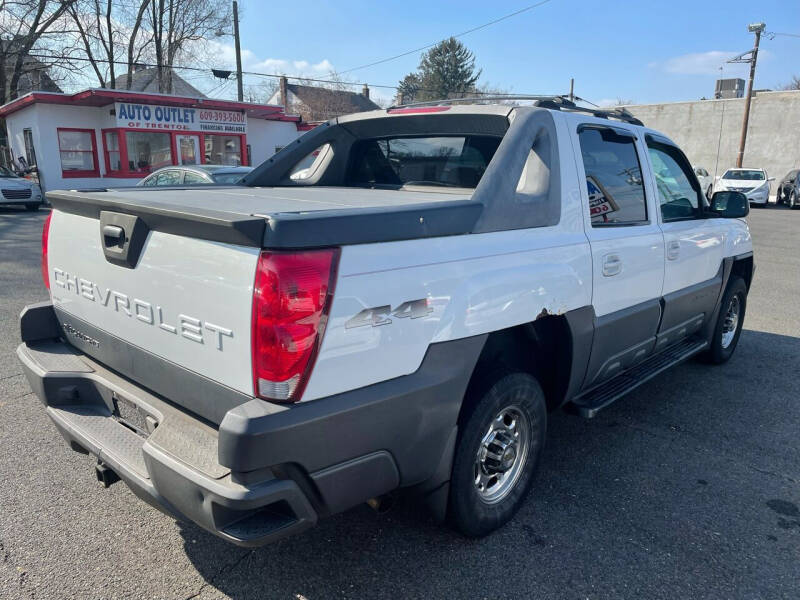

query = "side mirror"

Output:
[[714, 175, 721, 181], [709, 191, 748, 218], [767, 176, 775, 182]]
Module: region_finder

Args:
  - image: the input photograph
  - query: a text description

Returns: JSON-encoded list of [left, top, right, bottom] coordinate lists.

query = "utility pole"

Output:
[[731, 22, 765, 168], [233, 1, 243, 101], [568, 78, 574, 102]]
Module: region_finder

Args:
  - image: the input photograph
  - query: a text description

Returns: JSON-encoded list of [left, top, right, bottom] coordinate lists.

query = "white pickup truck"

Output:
[[18, 98, 754, 546]]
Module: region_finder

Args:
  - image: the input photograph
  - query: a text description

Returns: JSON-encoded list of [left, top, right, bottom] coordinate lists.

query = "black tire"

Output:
[[789, 191, 798, 210], [448, 371, 547, 538], [703, 277, 747, 364], [25, 202, 40, 211], [706, 185, 713, 200], [776, 189, 783, 205]]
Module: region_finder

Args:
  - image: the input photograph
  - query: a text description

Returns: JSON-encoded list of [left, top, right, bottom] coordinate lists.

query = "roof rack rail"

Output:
[[386, 95, 644, 127]]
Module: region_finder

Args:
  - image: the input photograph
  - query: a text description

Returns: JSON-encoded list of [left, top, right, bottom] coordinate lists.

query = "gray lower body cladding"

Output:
[[17, 302, 485, 546]]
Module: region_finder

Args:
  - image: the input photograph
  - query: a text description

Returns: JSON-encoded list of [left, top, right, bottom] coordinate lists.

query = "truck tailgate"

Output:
[[47, 209, 259, 402]]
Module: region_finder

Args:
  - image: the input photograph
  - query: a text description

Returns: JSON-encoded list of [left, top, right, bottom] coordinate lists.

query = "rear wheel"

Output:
[[702, 277, 747, 364], [706, 185, 713, 200], [448, 371, 547, 537], [789, 191, 798, 210]]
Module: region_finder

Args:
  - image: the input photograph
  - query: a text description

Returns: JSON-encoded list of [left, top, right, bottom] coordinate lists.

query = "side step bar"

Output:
[[569, 338, 708, 418]]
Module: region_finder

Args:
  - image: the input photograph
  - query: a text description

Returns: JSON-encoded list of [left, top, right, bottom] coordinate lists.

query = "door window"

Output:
[[183, 171, 208, 184], [578, 126, 647, 225], [647, 141, 703, 221]]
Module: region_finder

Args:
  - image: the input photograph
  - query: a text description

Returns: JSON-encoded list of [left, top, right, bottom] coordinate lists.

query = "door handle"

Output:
[[602, 253, 622, 277], [667, 240, 680, 261]]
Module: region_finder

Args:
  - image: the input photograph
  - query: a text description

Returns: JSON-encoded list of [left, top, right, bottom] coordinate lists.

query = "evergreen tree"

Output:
[[397, 38, 481, 103]]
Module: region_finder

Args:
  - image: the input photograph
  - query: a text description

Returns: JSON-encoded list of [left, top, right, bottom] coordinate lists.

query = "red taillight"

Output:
[[251, 248, 339, 402], [41, 211, 52, 290]]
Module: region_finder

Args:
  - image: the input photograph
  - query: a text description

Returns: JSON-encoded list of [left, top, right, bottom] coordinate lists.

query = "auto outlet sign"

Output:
[[114, 102, 247, 133]]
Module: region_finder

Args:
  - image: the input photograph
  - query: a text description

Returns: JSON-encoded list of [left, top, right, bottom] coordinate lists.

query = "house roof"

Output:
[[1, 40, 63, 94], [0, 88, 301, 122], [287, 83, 380, 118], [114, 68, 205, 97]]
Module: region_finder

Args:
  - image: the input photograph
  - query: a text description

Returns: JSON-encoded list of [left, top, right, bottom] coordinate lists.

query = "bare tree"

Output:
[[67, 0, 124, 87], [126, 0, 152, 88], [146, 0, 230, 93], [0, 0, 78, 104], [778, 75, 800, 91]]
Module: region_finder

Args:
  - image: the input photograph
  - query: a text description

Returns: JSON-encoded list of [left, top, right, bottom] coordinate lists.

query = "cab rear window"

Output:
[[347, 135, 501, 189]]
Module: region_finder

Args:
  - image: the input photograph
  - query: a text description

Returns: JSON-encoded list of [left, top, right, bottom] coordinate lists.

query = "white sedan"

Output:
[[693, 166, 714, 199], [714, 168, 773, 207], [0, 165, 44, 210]]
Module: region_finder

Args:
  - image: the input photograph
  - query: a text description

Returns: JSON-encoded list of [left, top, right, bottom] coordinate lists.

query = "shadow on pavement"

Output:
[[178, 328, 800, 598]]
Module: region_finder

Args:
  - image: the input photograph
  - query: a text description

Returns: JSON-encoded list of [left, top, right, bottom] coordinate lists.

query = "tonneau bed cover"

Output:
[[47, 186, 481, 249]]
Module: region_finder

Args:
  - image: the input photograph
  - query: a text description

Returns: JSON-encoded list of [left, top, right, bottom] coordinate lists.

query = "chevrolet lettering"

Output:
[[51, 267, 233, 349]]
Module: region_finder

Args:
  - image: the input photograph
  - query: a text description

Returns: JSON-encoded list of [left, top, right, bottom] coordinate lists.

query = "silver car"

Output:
[[0, 165, 44, 210], [137, 165, 253, 187]]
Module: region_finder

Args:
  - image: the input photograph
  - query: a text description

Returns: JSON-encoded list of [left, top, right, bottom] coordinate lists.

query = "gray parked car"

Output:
[[137, 165, 253, 187], [776, 168, 799, 209]]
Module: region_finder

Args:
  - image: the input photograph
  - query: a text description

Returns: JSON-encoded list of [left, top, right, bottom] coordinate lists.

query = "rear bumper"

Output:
[[18, 339, 322, 546], [17, 302, 484, 546]]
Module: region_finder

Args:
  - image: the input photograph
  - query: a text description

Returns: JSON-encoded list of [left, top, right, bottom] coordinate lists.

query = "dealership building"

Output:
[[0, 88, 309, 192]]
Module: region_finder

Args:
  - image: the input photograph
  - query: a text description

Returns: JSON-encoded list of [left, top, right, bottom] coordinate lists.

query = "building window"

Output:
[[126, 131, 172, 173], [205, 134, 242, 165], [23, 128, 36, 167], [104, 130, 122, 172], [57, 128, 99, 177]]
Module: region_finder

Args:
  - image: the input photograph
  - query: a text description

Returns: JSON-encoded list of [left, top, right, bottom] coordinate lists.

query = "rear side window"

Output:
[[347, 135, 501, 189], [578, 127, 647, 225], [212, 172, 246, 184]]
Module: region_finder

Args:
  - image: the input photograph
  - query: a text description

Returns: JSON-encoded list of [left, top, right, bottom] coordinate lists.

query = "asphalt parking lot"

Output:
[[1, 203, 798, 599]]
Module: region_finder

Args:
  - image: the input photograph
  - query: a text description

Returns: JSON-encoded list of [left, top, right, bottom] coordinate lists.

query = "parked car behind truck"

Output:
[[776, 168, 799, 209], [693, 165, 713, 199], [715, 168, 772, 207], [18, 98, 754, 547], [0, 165, 44, 210]]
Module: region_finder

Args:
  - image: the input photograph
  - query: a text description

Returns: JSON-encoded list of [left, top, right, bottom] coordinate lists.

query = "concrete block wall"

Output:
[[622, 90, 800, 181]]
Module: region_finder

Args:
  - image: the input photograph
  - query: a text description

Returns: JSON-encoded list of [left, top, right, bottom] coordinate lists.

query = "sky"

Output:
[[205, 0, 799, 107]]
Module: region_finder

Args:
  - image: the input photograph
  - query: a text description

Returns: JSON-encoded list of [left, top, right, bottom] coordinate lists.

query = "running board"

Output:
[[569, 338, 708, 418]]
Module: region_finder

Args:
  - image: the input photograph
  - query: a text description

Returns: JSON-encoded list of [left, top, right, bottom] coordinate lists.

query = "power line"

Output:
[[24, 52, 564, 99], [337, 0, 555, 75], [767, 31, 800, 38], [24, 52, 403, 90]]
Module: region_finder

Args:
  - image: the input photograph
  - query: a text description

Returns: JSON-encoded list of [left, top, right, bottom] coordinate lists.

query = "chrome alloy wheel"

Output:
[[721, 295, 740, 349], [474, 406, 530, 504]]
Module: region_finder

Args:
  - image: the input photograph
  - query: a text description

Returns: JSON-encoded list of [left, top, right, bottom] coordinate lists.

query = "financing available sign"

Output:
[[114, 102, 247, 134]]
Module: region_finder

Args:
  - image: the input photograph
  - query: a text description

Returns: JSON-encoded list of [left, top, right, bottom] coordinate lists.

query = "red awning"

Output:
[[0, 88, 300, 122]]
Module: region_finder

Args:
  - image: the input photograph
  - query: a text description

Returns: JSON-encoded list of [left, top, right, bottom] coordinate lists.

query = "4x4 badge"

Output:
[[345, 299, 432, 329]]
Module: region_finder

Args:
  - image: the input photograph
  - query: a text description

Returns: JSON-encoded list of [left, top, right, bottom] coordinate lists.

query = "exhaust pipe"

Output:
[[95, 462, 120, 488]]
